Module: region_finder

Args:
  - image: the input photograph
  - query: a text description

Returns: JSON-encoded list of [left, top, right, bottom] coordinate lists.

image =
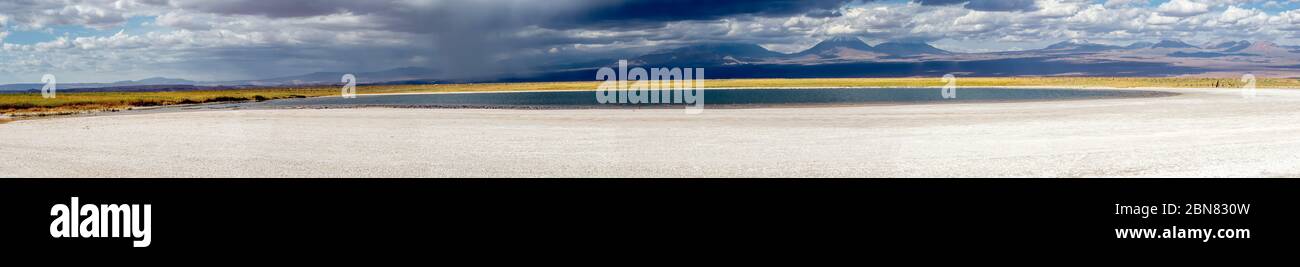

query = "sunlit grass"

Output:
[[3, 77, 1298, 118], [0, 88, 336, 117]]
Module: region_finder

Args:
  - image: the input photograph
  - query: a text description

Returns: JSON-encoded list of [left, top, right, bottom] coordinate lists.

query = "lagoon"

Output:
[[262, 88, 1176, 109]]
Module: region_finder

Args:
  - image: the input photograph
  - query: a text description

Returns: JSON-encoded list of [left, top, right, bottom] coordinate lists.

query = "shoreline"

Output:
[[3, 86, 1192, 122]]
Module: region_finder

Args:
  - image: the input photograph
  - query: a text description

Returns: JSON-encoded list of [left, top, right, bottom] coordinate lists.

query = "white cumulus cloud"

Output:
[[1158, 0, 1211, 17]]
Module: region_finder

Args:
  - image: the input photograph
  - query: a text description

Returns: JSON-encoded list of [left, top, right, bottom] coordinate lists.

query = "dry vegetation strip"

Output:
[[3, 77, 1298, 118], [0, 88, 335, 117]]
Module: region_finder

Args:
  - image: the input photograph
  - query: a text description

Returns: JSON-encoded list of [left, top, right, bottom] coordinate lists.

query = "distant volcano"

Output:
[[871, 42, 952, 56], [795, 36, 877, 58], [1151, 40, 1199, 49], [1209, 41, 1251, 52], [631, 43, 784, 66], [1043, 40, 1121, 52], [793, 36, 950, 58]]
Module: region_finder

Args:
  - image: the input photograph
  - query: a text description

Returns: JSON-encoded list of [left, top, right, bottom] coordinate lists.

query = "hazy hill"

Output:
[[631, 43, 785, 66], [1043, 40, 1121, 52], [794, 36, 877, 58], [1209, 41, 1252, 52], [1151, 40, 1199, 49], [872, 42, 951, 56]]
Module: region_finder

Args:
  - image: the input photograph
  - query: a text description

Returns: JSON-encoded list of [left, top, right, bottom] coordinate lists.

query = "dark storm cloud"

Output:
[[912, 0, 1039, 12], [542, 0, 856, 29], [148, 0, 867, 79], [179, 0, 859, 78], [172, 0, 858, 30], [420, 0, 861, 78], [169, 1, 584, 78]]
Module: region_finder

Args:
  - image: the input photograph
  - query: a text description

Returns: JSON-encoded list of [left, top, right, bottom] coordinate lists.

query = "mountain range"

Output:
[[525, 37, 1300, 81], [6, 36, 1300, 92], [0, 67, 441, 92]]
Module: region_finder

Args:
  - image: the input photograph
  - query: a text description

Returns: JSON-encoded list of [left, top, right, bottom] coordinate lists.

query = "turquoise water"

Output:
[[263, 88, 1175, 108]]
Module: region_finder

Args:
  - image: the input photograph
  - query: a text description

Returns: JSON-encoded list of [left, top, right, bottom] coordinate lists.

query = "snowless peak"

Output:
[[1126, 41, 1155, 49], [823, 36, 864, 43], [1152, 39, 1198, 49]]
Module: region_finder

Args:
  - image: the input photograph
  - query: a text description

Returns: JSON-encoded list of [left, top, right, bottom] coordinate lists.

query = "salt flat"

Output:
[[3, 88, 1298, 177]]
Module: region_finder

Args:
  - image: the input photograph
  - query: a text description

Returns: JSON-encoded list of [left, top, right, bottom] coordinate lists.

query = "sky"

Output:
[[2, 0, 1300, 84]]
